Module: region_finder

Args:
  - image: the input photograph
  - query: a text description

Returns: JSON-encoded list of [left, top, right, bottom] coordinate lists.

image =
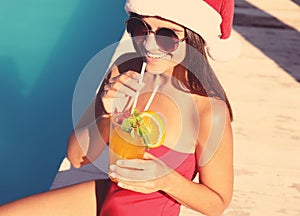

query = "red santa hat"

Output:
[[125, 0, 241, 61]]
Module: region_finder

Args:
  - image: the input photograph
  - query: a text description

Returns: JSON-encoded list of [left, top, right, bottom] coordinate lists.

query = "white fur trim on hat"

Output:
[[125, 0, 240, 61]]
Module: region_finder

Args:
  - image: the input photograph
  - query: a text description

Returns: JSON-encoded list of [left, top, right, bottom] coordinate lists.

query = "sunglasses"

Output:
[[126, 17, 187, 53]]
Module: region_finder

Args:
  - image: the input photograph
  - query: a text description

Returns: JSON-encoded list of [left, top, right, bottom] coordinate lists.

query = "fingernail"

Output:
[[109, 172, 116, 178], [110, 165, 116, 171], [116, 160, 123, 166]]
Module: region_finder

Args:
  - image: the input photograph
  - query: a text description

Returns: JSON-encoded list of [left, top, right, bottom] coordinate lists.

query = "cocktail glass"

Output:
[[108, 112, 146, 181]]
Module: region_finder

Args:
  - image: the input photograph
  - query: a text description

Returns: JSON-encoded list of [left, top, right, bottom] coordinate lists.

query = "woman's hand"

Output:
[[109, 152, 172, 194], [101, 70, 144, 113]]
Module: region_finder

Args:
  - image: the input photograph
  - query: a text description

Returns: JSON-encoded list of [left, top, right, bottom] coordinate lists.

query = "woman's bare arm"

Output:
[[67, 75, 110, 168], [66, 60, 142, 168], [163, 99, 234, 216]]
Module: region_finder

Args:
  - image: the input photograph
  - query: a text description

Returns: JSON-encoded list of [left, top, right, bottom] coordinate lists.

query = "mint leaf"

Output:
[[121, 119, 131, 132], [120, 109, 150, 149]]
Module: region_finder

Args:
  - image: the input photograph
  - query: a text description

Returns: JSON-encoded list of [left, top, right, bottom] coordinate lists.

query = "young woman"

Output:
[[0, 0, 238, 215]]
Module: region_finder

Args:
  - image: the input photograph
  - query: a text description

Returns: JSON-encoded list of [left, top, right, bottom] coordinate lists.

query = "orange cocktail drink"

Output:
[[109, 112, 146, 166], [108, 110, 166, 182]]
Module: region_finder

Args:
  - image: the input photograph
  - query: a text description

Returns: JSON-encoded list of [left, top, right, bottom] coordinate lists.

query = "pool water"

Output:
[[0, 0, 127, 204]]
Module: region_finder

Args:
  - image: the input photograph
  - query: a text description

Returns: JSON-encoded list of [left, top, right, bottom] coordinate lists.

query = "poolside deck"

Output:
[[181, 0, 300, 215]]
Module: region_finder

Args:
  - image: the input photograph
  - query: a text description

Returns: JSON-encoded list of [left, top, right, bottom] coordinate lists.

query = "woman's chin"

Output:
[[145, 63, 166, 74], [145, 59, 176, 75]]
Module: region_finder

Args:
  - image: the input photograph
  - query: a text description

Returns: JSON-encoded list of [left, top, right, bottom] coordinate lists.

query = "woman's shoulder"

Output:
[[192, 95, 231, 166], [192, 94, 229, 118]]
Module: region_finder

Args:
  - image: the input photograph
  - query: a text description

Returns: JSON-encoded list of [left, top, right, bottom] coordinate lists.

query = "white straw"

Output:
[[138, 61, 146, 84], [144, 84, 159, 111], [131, 61, 147, 114]]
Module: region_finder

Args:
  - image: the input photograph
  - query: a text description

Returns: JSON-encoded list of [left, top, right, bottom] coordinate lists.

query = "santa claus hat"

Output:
[[125, 0, 240, 61]]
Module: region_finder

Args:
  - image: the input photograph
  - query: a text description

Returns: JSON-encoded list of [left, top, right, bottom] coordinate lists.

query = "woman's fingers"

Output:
[[102, 96, 132, 113], [110, 158, 171, 181], [108, 70, 144, 93], [104, 82, 136, 97], [109, 160, 148, 181], [104, 89, 126, 98], [101, 70, 144, 113], [116, 159, 147, 169], [143, 152, 156, 160]]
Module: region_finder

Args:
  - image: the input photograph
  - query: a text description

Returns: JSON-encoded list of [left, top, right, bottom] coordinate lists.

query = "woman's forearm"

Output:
[[67, 128, 89, 168], [67, 116, 110, 168], [163, 171, 231, 216]]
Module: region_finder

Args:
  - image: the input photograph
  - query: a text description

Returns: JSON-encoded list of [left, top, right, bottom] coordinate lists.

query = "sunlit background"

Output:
[[1, 0, 299, 214], [0, 0, 127, 204]]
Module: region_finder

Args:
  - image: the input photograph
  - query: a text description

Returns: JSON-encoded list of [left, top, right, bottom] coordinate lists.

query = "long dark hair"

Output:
[[183, 28, 233, 120]]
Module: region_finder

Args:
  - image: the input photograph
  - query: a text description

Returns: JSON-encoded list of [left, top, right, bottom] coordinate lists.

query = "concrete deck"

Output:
[[181, 0, 300, 215]]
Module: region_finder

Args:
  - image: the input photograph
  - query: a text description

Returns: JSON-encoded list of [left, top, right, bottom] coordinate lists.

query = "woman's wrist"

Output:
[[160, 169, 182, 193]]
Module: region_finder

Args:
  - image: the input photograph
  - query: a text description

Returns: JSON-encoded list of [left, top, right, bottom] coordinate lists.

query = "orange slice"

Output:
[[140, 111, 166, 148]]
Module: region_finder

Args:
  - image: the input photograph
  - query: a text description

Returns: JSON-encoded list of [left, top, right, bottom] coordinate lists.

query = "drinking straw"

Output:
[[131, 61, 147, 114], [144, 83, 159, 111]]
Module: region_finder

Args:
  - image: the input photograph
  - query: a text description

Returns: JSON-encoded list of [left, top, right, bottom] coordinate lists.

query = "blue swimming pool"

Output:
[[0, 0, 127, 204]]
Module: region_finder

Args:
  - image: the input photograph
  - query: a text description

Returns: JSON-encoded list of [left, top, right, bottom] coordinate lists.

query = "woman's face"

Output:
[[137, 17, 187, 74]]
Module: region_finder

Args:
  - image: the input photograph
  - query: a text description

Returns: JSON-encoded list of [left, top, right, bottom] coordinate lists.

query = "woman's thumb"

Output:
[[143, 151, 156, 160]]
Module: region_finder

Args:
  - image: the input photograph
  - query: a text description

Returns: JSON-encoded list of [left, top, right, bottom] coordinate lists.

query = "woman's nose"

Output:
[[143, 33, 160, 51]]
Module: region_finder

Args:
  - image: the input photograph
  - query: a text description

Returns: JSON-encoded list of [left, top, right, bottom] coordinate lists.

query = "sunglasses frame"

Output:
[[125, 17, 187, 53]]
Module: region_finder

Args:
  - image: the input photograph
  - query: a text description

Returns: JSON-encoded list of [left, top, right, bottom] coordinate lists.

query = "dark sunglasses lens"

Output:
[[156, 28, 179, 52], [126, 18, 148, 43]]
